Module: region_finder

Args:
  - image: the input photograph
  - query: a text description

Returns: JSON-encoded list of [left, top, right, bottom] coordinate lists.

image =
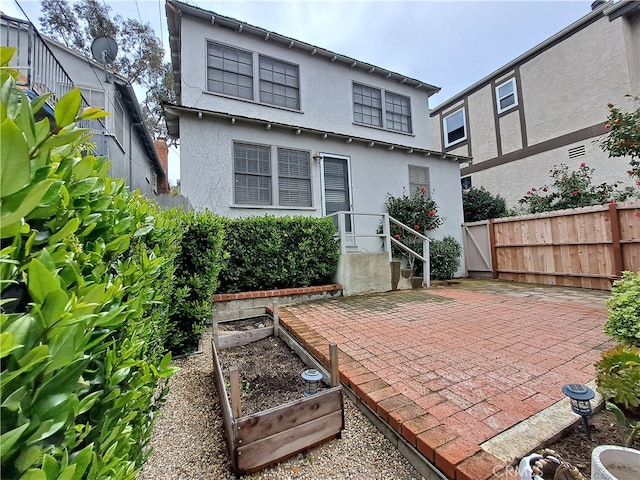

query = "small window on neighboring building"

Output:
[[496, 78, 518, 113], [207, 42, 254, 100], [259, 56, 300, 110], [443, 107, 467, 147], [461, 176, 472, 190], [409, 165, 430, 196], [234, 143, 271, 204], [79, 87, 105, 130], [385, 92, 412, 133], [353, 83, 382, 127], [278, 148, 311, 206], [113, 99, 125, 144]]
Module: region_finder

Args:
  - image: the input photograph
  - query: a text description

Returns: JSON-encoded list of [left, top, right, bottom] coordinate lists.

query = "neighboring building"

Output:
[[430, 0, 640, 208], [164, 0, 466, 257], [1, 13, 168, 197]]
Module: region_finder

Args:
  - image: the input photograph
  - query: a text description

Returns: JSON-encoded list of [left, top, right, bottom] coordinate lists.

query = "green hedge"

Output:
[[1, 49, 178, 479], [606, 271, 640, 347], [168, 210, 225, 354], [218, 216, 339, 293], [429, 236, 462, 280]]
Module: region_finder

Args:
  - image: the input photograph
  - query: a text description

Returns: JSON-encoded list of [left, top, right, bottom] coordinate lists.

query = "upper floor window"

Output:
[[234, 143, 311, 207], [496, 78, 518, 113], [409, 165, 430, 196], [385, 92, 412, 133], [259, 56, 300, 109], [79, 87, 105, 131], [353, 83, 412, 133], [207, 42, 254, 100], [206, 41, 301, 110], [443, 107, 467, 148]]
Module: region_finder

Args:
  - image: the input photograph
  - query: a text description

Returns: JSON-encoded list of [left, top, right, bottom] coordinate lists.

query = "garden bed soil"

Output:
[[217, 335, 325, 416], [542, 408, 640, 478]]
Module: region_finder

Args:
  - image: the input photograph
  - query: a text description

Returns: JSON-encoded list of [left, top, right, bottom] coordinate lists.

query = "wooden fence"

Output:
[[463, 202, 640, 290]]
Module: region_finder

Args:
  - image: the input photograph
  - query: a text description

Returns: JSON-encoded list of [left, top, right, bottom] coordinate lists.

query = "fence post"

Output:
[[609, 202, 623, 277], [489, 218, 498, 279]]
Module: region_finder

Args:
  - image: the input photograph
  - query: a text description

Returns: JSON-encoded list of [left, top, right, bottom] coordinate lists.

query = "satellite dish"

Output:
[[91, 37, 118, 83], [91, 36, 118, 63]]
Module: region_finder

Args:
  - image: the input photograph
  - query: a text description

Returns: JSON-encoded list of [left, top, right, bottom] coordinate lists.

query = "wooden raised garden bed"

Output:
[[211, 306, 344, 476]]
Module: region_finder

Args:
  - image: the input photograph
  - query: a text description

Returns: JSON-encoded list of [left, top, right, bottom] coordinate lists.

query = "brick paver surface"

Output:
[[278, 280, 612, 480]]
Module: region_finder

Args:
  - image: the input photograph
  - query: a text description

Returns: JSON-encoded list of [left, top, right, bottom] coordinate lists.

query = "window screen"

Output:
[[278, 148, 311, 206], [234, 143, 271, 204], [207, 42, 254, 100]]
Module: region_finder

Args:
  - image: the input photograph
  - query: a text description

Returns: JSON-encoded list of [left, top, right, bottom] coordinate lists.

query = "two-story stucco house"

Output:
[[1, 13, 168, 197], [430, 0, 640, 208], [164, 0, 466, 258]]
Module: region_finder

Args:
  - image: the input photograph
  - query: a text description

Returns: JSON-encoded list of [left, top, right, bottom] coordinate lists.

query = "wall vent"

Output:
[[568, 145, 586, 159]]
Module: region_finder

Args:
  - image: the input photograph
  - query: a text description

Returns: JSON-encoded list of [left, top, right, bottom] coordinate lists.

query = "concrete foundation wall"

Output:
[[335, 252, 392, 296]]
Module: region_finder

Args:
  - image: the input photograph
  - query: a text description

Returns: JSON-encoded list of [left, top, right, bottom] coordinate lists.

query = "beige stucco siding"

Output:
[[520, 17, 632, 146], [498, 110, 523, 155], [467, 86, 499, 160]]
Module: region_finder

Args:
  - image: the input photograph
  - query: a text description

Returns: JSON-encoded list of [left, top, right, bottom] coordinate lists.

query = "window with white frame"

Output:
[[353, 82, 412, 133], [113, 99, 125, 144], [496, 78, 518, 113], [278, 148, 311, 206], [207, 42, 254, 100], [234, 143, 312, 207], [259, 56, 300, 109], [79, 87, 105, 130], [234, 143, 271, 205], [409, 165, 430, 196], [443, 107, 467, 147]]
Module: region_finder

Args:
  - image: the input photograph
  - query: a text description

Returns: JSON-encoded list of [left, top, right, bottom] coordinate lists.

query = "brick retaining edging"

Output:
[[212, 284, 343, 322]]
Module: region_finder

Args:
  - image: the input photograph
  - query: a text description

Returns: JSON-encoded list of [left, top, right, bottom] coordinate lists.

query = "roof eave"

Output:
[[165, 0, 439, 96], [163, 103, 469, 164]]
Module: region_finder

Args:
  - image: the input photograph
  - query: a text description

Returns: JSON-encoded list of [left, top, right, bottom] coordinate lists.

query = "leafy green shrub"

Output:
[[462, 186, 507, 222], [429, 236, 462, 280], [595, 346, 640, 410], [518, 163, 636, 214], [1, 48, 178, 479], [606, 271, 640, 347], [168, 210, 225, 354], [218, 216, 339, 293]]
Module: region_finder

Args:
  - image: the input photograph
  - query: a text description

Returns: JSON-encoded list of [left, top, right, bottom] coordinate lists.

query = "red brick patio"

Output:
[[277, 281, 612, 480]]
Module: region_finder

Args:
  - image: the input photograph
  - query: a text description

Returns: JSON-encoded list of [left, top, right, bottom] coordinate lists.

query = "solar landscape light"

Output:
[[561, 383, 595, 440], [301, 368, 323, 396]]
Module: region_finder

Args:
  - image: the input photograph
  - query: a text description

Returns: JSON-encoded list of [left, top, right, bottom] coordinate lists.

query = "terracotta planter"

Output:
[[401, 268, 412, 279], [411, 276, 423, 289]]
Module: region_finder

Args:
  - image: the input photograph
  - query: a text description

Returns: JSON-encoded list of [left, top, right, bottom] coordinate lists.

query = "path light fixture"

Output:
[[301, 368, 323, 396], [562, 383, 595, 439]]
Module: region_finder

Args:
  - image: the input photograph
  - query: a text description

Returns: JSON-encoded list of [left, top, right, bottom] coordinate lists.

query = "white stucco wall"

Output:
[[178, 13, 433, 149], [179, 115, 465, 268]]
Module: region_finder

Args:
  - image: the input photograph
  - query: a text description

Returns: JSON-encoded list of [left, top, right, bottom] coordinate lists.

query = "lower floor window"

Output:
[[234, 142, 311, 207]]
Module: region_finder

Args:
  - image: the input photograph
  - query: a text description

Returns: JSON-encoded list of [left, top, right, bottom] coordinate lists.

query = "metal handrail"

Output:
[[327, 211, 430, 287]]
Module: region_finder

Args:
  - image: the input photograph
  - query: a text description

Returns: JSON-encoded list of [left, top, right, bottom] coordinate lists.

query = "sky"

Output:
[[3, 0, 598, 184]]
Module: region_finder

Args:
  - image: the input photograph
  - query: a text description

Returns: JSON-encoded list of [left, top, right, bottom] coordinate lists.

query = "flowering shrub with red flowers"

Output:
[[600, 96, 640, 179], [518, 163, 637, 214], [382, 188, 445, 273]]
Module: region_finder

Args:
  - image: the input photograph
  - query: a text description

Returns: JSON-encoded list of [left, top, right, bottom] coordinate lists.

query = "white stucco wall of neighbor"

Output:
[[179, 116, 466, 274], [178, 14, 432, 149]]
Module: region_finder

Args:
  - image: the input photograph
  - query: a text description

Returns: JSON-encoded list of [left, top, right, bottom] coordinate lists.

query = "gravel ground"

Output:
[[138, 329, 424, 480]]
